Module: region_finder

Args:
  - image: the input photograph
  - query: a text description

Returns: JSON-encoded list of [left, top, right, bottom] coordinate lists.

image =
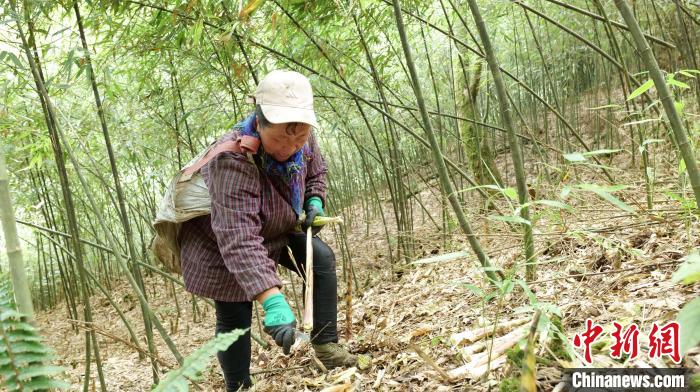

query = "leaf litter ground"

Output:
[[36, 143, 699, 391]]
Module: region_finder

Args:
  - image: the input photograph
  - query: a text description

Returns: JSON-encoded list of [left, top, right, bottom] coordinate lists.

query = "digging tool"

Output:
[[303, 225, 314, 332], [292, 216, 344, 340]]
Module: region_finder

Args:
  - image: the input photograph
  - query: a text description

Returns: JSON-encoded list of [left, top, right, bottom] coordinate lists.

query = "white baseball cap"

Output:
[[247, 70, 320, 128]]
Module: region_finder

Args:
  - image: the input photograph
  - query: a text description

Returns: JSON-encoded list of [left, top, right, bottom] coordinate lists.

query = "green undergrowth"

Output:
[[499, 315, 570, 391]]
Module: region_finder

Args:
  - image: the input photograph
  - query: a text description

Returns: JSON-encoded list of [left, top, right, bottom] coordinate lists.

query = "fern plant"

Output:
[[0, 277, 69, 391], [153, 329, 246, 391]]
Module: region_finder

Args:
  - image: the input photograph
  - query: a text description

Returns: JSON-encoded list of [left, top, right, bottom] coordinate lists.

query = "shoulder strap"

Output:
[[180, 140, 242, 181], [180, 135, 261, 181]]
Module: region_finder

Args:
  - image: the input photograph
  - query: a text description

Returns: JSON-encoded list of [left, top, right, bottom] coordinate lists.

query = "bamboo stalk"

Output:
[[11, 6, 186, 364], [52, 105, 185, 365], [9, 2, 108, 389], [541, 0, 675, 48], [382, 0, 614, 182], [390, 0, 500, 285], [614, 0, 700, 210], [74, 4, 161, 371], [0, 144, 35, 321], [467, 0, 537, 280]]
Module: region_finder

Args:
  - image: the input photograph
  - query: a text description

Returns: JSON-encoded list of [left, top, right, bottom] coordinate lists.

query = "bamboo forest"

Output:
[[1, 0, 700, 390]]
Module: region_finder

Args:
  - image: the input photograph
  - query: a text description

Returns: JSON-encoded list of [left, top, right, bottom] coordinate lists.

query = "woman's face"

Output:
[[257, 120, 311, 162]]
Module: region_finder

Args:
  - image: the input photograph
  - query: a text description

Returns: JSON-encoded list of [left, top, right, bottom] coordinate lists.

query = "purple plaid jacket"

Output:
[[179, 129, 327, 302]]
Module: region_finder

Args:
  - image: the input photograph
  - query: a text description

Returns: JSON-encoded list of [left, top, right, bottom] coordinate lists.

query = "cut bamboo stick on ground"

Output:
[[450, 316, 531, 346], [410, 343, 453, 383], [372, 368, 386, 389], [411, 250, 470, 265], [448, 354, 508, 380], [470, 326, 529, 367], [448, 325, 529, 380]]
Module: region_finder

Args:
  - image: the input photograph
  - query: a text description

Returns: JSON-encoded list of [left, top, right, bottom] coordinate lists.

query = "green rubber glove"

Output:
[[262, 293, 295, 326], [303, 196, 324, 235], [262, 293, 296, 354]]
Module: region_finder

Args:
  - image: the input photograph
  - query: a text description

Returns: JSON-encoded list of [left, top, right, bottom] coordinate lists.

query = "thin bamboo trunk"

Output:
[[52, 107, 185, 366], [390, 0, 500, 284], [73, 1, 156, 371], [672, 0, 700, 111], [352, 13, 409, 264], [10, 2, 108, 389], [275, 1, 415, 262], [172, 68, 195, 156], [0, 145, 35, 321], [614, 0, 700, 210], [386, 1, 614, 182], [11, 6, 185, 389], [325, 99, 395, 265], [466, 0, 537, 281], [36, 236, 45, 310]]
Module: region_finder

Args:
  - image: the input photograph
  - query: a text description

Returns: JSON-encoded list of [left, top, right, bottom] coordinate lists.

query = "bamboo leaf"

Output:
[[0, 51, 22, 69], [622, 118, 660, 127], [527, 200, 572, 211], [564, 149, 622, 164], [503, 187, 518, 201], [642, 138, 664, 146], [588, 104, 622, 111], [412, 251, 469, 265], [677, 297, 700, 355], [458, 184, 517, 201], [28, 154, 43, 170], [497, 279, 515, 295], [534, 302, 563, 318], [515, 279, 537, 305], [239, 0, 266, 18], [154, 329, 246, 391], [192, 19, 203, 45], [575, 184, 634, 213], [461, 283, 485, 297], [488, 214, 531, 226], [576, 183, 627, 193], [627, 79, 654, 100], [672, 252, 700, 285], [590, 190, 634, 213], [563, 152, 586, 162], [667, 75, 690, 89], [582, 149, 622, 157], [674, 101, 685, 116]]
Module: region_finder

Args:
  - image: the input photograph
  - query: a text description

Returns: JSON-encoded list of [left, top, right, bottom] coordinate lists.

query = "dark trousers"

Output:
[[215, 233, 338, 391]]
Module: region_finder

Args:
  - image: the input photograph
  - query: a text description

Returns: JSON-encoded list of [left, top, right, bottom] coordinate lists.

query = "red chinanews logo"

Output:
[[572, 319, 681, 364]]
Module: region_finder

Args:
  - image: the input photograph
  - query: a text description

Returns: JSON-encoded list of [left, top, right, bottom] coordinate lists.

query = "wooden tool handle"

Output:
[[302, 226, 314, 332]]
